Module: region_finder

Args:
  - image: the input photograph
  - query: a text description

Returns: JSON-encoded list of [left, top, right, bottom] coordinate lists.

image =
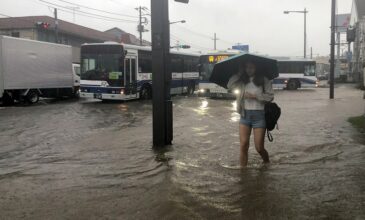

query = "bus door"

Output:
[[124, 56, 137, 95]]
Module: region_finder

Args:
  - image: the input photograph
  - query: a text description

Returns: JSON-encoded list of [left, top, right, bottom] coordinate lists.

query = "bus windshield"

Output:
[[200, 55, 232, 81], [81, 45, 124, 86]]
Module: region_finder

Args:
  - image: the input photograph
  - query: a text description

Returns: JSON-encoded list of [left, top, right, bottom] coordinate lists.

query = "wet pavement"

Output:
[[0, 85, 364, 220]]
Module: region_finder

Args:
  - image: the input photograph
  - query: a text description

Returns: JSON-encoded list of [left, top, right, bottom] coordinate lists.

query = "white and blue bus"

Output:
[[198, 55, 318, 97], [79, 42, 200, 101], [274, 59, 318, 90], [198, 51, 241, 98]]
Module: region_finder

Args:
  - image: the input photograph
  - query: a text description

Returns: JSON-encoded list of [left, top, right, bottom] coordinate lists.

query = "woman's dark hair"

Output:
[[239, 61, 264, 87]]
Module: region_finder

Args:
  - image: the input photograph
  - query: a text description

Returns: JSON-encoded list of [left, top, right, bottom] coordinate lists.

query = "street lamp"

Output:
[[284, 8, 309, 58], [169, 20, 186, 25]]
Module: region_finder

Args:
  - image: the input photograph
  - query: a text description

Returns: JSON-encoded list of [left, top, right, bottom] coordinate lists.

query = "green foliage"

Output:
[[348, 115, 365, 132]]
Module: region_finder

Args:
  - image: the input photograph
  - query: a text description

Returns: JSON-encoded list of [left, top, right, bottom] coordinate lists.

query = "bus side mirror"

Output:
[[124, 51, 128, 56]]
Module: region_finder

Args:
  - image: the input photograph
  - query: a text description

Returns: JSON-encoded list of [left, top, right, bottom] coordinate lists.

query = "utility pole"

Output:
[[136, 6, 149, 46], [304, 8, 307, 58], [138, 6, 143, 46], [213, 33, 219, 50], [310, 47, 313, 59], [330, 0, 336, 99], [54, 8, 59, 44], [151, 0, 189, 147], [151, 0, 172, 147]]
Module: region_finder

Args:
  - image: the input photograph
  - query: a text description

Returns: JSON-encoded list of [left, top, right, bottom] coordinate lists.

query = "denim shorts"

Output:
[[240, 110, 266, 128]]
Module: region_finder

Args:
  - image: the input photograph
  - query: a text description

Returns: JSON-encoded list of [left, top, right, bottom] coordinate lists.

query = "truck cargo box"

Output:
[[0, 36, 74, 90]]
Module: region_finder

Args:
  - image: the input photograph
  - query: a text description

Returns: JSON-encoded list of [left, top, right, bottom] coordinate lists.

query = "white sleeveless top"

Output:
[[242, 78, 265, 110]]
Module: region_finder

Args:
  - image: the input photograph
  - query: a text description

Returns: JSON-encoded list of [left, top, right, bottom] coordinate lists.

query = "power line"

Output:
[[171, 33, 211, 51], [57, 0, 138, 18], [173, 24, 236, 46], [37, 2, 137, 24], [39, 0, 138, 23], [174, 24, 211, 39]]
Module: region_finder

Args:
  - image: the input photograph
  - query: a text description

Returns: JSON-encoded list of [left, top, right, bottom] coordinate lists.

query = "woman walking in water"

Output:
[[227, 61, 274, 167]]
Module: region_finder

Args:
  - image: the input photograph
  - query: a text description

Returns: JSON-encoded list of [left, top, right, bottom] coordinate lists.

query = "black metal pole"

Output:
[[151, 0, 173, 147], [330, 0, 336, 99]]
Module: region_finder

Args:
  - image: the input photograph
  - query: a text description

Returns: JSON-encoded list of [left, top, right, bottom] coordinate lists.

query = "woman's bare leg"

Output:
[[253, 128, 270, 163], [239, 124, 251, 167]]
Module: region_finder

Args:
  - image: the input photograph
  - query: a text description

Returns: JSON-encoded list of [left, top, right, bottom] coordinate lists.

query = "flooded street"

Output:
[[0, 85, 364, 219]]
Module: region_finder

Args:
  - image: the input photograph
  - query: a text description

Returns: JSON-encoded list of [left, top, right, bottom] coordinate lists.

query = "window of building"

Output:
[[11, 32, 20, 38]]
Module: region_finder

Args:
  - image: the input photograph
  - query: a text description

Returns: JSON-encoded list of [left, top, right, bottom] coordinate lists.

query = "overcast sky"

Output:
[[1, 0, 353, 56]]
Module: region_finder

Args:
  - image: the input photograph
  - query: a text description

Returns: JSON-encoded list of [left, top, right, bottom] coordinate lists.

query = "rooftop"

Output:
[[0, 16, 117, 42]]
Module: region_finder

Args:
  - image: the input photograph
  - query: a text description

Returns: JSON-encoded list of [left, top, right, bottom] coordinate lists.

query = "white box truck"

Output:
[[0, 36, 79, 105]]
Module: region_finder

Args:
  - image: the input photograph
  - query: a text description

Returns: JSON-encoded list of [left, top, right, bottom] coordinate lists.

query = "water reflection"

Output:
[[201, 100, 209, 109], [117, 104, 129, 112], [230, 101, 239, 122], [194, 99, 210, 115]]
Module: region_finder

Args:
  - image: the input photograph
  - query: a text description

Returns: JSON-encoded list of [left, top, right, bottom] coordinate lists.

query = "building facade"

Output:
[[350, 0, 365, 86]]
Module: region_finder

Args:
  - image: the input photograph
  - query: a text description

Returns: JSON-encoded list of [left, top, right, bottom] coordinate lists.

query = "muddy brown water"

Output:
[[0, 85, 364, 219]]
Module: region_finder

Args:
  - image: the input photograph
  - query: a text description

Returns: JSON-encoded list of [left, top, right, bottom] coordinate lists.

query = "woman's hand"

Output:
[[244, 92, 257, 99]]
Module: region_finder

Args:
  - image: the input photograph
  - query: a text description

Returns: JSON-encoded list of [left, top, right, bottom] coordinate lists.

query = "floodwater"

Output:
[[0, 85, 364, 219]]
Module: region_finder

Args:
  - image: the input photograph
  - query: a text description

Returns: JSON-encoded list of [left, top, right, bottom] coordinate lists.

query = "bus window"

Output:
[[82, 58, 96, 73], [171, 55, 183, 73], [304, 64, 316, 76], [125, 58, 131, 86], [139, 50, 152, 73]]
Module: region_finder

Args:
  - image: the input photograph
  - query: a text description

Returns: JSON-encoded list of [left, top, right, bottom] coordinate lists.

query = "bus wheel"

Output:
[[287, 80, 299, 90], [26, 90, 39, 104], [2, 92, 14, 106], [140, 86, 152, 100]]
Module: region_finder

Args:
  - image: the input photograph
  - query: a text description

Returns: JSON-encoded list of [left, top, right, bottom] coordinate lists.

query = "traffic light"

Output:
[[35, 22, 51, 30]]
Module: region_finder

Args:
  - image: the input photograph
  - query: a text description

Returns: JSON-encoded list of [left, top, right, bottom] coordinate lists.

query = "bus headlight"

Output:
[[234, 89, 240, 95], [120, 89, 125, 95], [199, 89, 205, 93]]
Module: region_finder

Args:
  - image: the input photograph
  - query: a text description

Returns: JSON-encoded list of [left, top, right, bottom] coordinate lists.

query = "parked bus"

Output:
[[79, 42, 200, 101], [274, 59, 318, 90], [198, 51, 241, 97]]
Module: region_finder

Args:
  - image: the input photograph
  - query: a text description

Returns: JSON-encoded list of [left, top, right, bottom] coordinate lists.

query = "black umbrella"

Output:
[[210, 53, 279, 89]]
